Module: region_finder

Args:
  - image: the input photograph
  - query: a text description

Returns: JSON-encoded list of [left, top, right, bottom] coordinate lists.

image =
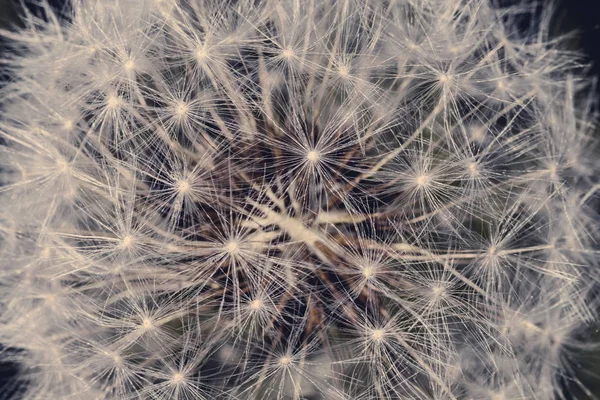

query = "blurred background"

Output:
[[0, 0, 599, 398]]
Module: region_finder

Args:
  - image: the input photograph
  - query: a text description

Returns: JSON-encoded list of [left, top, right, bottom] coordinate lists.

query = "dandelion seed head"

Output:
[[370, 329, 385, 342], [111, 353, 121, 365], [338, 64, 350, 78], [176, 179, 191, 194], [249, 298, 263, 311], [106, 95, 122, 109], [279, 355, 291, 366], [195, 47, 208, 63], [171, 373, 184, 384], [120, 235, 135, 249], [360, 262, 379, 281], [431, 285, 446, 301], [306, 149, 320, 163], [0, 1, 598, 399], [415, 173, 431, 187], [62, 119, 74, 130], [281, 47, 295, 59], [124, 59, 135, 72], [174, 101, 189, 117], [56, 158, 70, 173], [224, 240, 239, 255], [142, 318, 152, 328], [438, 73, 452, 84], [467, 162, 479, 176]]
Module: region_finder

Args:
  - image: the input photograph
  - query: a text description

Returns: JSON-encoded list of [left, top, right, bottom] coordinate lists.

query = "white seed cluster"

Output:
[[0, 0, 599, 399]]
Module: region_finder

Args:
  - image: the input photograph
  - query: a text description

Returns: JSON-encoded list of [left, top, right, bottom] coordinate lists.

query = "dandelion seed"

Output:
[[120, 235, 135, 249], [171, 373, 184, 384], [338, 64, 350, 78], [467, 162, 479, 177], [195, 47, 208, 63], [124, 59, 135, 72], [281, 47, 295, 59], [224, 240, 239, 255], [249, 299, 263, 311], [279, 355, 292, 366], [415, 173, 430, 187], [141, 317, 153, 329], [62, 119, 74, 130], [106, 95, 122, 110], [431, 285, 446, 301], [371, 329, 384, 342], [56, 158, 70, 173], [438, 73, 451, 83], [174, 101, 189, 117], [176, 179, 190, 194], [306, 150, 320, 163]]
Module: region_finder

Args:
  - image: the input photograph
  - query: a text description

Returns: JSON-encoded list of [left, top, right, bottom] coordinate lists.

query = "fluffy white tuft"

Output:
[[0, 0, 599, 399]]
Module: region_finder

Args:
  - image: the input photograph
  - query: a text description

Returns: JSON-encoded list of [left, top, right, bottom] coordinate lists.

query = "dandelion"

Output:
[[0, 0, 599, 399]]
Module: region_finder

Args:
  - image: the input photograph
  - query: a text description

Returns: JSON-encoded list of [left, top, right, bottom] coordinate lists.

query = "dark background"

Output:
[[0, 0, 599, 398]]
